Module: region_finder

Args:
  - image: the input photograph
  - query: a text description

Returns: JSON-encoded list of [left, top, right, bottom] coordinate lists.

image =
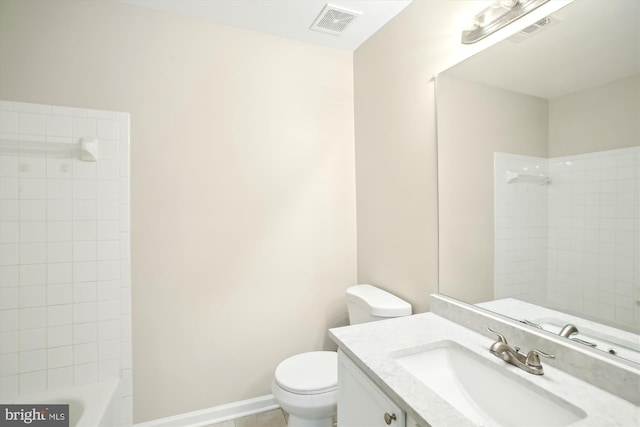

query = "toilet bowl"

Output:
[[272, 285, 411, 427], [272, 351, 337, 427]]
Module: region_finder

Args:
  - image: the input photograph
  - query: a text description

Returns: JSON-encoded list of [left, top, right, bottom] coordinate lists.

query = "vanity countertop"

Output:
[[329, 312, 639, 427]]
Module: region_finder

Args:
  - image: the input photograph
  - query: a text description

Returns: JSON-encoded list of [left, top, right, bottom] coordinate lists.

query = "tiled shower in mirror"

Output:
[[495, 147, 639, 332]]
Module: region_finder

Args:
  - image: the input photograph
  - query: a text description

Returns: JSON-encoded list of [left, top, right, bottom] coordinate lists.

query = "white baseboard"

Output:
[[134, 394, 279, 427]]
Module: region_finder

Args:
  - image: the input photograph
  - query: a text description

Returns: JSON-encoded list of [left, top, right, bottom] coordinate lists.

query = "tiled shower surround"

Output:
[[495, 147, 639, 331], [494, 153, 549, 304], [0, 100, 131, 425]]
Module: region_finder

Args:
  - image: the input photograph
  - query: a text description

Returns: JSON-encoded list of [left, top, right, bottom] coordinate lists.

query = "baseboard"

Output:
[[134, 394, 279, 427]]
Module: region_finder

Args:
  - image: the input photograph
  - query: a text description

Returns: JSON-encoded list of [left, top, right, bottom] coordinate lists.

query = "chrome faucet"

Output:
[[559, 324, 578, 338], [558, 323, 598, 347], [487, 327, 555, 375]]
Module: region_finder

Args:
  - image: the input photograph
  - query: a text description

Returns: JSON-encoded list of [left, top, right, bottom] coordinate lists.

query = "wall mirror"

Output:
[[436, 0, 639, 364]]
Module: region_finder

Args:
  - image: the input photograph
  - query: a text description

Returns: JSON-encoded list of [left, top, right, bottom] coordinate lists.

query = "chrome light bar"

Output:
[[462, 0, 551, 44]]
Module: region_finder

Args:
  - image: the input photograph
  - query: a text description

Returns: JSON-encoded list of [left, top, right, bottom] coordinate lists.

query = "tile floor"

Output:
[[204, 409, 288, 427]]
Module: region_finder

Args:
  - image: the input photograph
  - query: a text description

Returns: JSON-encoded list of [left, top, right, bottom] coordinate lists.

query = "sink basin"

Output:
[[391, 341, 587, 427]]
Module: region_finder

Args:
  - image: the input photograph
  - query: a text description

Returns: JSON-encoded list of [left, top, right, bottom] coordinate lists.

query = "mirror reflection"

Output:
[[436, 0, 639, 363]]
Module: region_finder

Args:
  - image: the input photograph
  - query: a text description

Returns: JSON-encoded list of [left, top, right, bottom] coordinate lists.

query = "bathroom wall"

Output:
[[354, 1, 474, 313], [549, 74, 640, 157], [0, 100, 131, 425], [0, 0, 355, 422]]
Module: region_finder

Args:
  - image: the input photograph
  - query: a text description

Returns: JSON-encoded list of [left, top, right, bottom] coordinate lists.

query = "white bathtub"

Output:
[[11, 379, 120, 427]]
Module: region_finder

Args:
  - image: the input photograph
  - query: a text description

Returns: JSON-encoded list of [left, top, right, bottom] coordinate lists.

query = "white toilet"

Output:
[[272, 284, 412, 427]]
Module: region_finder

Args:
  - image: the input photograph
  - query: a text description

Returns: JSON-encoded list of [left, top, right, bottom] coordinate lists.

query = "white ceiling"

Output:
[[118, 0, 413, 51]]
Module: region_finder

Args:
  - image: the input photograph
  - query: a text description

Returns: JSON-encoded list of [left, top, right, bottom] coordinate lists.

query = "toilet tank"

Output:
[[346, 284, 412, 325]]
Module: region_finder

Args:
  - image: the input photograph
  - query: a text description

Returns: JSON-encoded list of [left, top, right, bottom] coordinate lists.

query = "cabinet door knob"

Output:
[[384, 412, 397, 425]]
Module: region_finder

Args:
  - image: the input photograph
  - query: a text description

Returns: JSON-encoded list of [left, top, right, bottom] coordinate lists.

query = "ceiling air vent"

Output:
[[508, 15, 561, 43], [310, 4, 362, 36]]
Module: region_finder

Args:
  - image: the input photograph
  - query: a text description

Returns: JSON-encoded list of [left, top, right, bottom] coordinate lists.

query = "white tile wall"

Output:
[[0, 100, 131, 426], [548, 147, 639, 329], [494, 147, 639, 331], [494, 153, 549, 304]]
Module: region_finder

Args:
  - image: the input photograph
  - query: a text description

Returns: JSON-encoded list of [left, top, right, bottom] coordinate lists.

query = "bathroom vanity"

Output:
[[329, 295, 640, 427]]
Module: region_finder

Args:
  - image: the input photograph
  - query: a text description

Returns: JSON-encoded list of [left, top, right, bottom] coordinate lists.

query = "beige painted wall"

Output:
[[436, 75, 548, 304], [549, 73, 640, 157], [0, 0, 356, 422], [354, 1, 466, 314]]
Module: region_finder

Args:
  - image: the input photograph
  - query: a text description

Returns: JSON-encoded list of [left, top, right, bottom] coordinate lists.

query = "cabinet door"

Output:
[[338, 350, 405, 427], [406, 414, 427, 427]]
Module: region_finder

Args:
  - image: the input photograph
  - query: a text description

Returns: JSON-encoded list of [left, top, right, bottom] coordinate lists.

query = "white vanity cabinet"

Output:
[[338, 350, 418, 427]]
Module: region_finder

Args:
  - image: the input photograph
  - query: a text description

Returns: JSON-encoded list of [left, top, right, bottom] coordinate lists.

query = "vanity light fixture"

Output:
[[462, 0, 551, 44]]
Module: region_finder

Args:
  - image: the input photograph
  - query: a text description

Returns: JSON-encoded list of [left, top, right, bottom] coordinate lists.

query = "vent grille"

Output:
[[310, 4, 362, 36], [509, 15, 561, 43]]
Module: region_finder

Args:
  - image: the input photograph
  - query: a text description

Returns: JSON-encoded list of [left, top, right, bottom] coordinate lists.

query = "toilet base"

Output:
[[287, 413, 334, 427]]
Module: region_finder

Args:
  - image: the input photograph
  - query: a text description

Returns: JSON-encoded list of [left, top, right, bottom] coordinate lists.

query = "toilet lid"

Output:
[[275, 351, 338, 395]]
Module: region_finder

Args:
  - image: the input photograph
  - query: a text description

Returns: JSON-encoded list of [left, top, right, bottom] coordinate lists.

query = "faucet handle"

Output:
[[487, 327, 508, 344], [525, 349, 555, 368]]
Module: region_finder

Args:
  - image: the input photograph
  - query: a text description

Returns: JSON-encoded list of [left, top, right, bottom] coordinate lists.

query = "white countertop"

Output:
[[329, 312, 640, 427]]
